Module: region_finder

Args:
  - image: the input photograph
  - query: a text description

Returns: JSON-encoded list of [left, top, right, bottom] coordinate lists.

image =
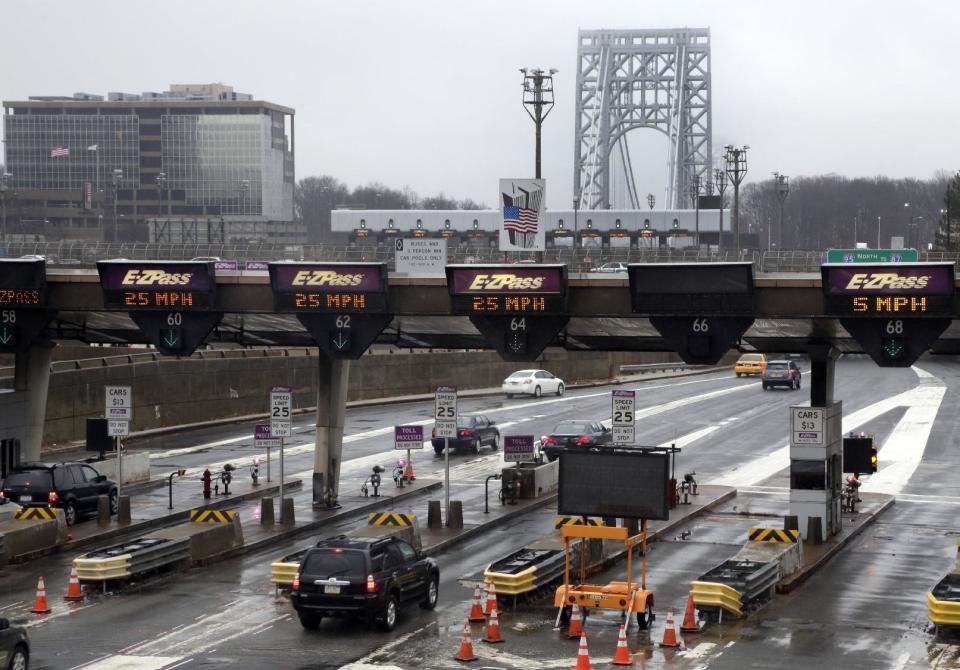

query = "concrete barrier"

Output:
[[0, 509, 68, 563], [148, 514, 244, 564], [87, 452, 150, 486]]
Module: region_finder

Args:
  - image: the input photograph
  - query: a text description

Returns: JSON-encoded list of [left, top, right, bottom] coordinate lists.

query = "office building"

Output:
[[2, 84, 298, 243]]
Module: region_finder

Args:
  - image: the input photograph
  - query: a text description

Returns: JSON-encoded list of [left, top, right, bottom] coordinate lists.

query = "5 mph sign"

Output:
[[612, 389, 635, 444]]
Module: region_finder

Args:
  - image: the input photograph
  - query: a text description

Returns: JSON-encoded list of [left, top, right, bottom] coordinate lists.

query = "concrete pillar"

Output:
[[807, 345, 839, 407], [314, 355, 350, 508], [12, 343, 52, 462]]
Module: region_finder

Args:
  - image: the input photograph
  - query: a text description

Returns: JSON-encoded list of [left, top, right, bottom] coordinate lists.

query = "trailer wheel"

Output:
[[636, 602, 653, 629]]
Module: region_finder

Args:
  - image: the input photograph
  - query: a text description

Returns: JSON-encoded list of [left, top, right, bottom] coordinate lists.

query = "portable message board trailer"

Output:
[[552, 447, 675, 628]]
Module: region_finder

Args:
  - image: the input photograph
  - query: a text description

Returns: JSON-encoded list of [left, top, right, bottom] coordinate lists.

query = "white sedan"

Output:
[[502, 369, 565, 398]]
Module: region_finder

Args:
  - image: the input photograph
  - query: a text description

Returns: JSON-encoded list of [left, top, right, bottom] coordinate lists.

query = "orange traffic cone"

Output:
[[454, 620, 478, 662], [404, 458, 415, 481], [571, 632, 592, 670], [659, 608, 681, 648], [31, 576, 51, 613], [484, 581, 498, 616], [679, 595, 699, 633], [611, 623, 632, 665], [483, 604, 504, 643], [468, 586, 486, 622], [567, 602, 583, 638], [64, 565, 83, 602]]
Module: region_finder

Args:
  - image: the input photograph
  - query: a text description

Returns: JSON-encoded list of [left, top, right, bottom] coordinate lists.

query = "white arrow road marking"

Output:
[[714, 365, 945, 491], [68, 655, 184, 670]]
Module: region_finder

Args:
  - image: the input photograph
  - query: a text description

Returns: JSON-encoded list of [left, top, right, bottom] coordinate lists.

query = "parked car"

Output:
[[431, 414, 500, 455], [541, 419, 612, 461], [590, 261, 629, 273], [291, 535, 439, 632], [0, 617, 28, 670], [0, 462, 118, 526], [502, 369, 565, 398], [189, 256, 221, 262], [762, 360, 802, 391], [734, 353, 767, 377]]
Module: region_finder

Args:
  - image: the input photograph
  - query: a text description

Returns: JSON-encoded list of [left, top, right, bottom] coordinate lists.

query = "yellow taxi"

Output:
[[735, 353, 767, 377]]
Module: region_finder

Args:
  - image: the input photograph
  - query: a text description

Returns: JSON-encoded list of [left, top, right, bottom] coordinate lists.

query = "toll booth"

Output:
[[0, 438, 21, 479], [789, 402, 842, 542]]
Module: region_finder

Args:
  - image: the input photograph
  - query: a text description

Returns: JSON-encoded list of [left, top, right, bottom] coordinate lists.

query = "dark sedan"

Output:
[[0, 617, 28, 670], [431, 415, 500, 455], [541, 420, 612, 461]]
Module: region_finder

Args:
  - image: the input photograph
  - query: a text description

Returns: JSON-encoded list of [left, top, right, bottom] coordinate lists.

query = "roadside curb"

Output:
[[421, 493, 560, 557], [201, 480, 445, 564], [776, 494, 895, 594], [58, 479, 304, 555], [41, 365, 732, 455]]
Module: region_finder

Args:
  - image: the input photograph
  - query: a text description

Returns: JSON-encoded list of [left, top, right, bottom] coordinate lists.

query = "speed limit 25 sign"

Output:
[[611, 389, 635, 444], [270, 386, 293, 438]]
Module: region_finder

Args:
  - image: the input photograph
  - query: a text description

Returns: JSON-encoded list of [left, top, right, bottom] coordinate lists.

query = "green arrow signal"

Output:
[[162, 331, 180, 348], [333, 332, 350, 350], [0, 327, 12, 345]]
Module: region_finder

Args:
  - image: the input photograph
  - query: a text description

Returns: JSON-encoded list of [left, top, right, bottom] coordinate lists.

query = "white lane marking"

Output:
[[68, 656, 183, 670], [657, 424, 722, 450], [891, 651, 911, 670], [713, 365, 941, 488], [352, 622, 436, 665], [151, 372, 738, 461], [861, 371, 945, 495]]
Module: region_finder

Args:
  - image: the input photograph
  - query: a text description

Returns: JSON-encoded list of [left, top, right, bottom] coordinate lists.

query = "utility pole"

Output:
[[773, 172, 789, 250], [520, 68, 557, 179], [713, 167, 728, 253], [724, 145, 749, 255]]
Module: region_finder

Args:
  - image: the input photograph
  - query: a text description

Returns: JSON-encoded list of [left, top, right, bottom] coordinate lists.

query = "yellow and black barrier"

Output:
[[190, 509, 236, 523], [748, 527, 800, 543], [368, 512, 415, 527], [927, 590, 960, 627], [14, 506, 58, 521], [554, 516, 606, 529], [690, 581, 743, 618]]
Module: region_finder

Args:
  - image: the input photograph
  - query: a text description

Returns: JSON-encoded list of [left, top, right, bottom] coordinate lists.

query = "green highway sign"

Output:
[[825, 248, 918, 264]]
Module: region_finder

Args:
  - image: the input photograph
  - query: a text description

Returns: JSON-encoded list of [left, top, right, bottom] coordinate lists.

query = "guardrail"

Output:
[[74, 536, 191, 582], [484, 547, 566, 596], [619, 362, 701, 375]]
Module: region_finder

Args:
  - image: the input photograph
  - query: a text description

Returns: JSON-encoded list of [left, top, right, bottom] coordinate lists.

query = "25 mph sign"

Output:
[[612, 389, 635, 444]]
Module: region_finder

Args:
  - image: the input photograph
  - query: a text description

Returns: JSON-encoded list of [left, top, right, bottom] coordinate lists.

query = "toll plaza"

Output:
[[0, 258, 957, 533]]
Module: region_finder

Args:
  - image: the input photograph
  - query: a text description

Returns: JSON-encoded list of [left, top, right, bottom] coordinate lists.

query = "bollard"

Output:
[[806, 516, 823, 545], [280, 497, 296, 525], [427, 500, 442, 529], [117, 495, 132, 524], [260, 497, 275, 526], [783, 515, 799, 532], [448, 500, 464, 529], [97, 495, 110, 526]]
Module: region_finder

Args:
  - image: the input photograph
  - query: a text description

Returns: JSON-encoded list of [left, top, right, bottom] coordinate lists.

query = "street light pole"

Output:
[[520, 67, 557, 179], [773, 172, 789, 249], [724, 146, 749, 255], [713, 167, 728, 253]]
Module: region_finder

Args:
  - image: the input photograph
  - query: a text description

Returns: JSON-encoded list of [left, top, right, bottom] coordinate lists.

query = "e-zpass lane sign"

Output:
[[105, 385, 132, 421]]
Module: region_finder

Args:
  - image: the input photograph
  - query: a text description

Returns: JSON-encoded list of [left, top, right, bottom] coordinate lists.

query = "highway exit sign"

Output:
[[825, 248, 918, 264]]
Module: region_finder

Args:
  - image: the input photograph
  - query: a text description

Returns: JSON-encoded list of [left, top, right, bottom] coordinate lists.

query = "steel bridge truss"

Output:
[[574, 28, 712, 210]]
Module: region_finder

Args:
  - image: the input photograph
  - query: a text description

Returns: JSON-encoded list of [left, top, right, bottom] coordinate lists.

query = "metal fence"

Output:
[[7, 240, 959, 274]]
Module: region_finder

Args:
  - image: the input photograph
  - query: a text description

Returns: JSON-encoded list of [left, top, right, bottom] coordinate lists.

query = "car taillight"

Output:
[[366, 574, 377, 593], [459, 429, 474, 437], [575, 436, 591, 446], [292, 573, 300, 590], [48, 490, 59, 504], [542, 436, 556, 445]]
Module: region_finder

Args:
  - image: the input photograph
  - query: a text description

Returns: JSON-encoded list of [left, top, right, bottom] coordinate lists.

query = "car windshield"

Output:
[[508, 371, 535, 379], [740, 354, 763, 361], [302, 549, 365, 577], [768, 362, 788, 370], [3, 471, 52, 488], [457, 416, 477, 428], [553, 422, 591, 434]]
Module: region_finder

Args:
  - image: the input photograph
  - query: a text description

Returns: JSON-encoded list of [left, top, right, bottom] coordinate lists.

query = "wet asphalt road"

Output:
[[6, 357, 960, 669]]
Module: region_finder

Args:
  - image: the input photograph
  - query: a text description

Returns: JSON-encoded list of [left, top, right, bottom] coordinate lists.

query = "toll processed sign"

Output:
[[394, 425, 425, 450], [503, 435, 535, 462], [558, 450, 669, 520]]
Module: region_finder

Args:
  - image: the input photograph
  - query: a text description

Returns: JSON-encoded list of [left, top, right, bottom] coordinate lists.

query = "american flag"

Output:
[[503, 206, 539, 233], [50, 146, 70, 158]]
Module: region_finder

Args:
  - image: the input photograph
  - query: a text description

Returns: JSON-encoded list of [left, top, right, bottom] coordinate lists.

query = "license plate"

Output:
[[587, 593, 604, 601], [324, 585, 341, 594], [20, 495, 32, 503]]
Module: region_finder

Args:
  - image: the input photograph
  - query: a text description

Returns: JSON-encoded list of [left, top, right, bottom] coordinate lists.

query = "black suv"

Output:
[[1, 462, 118, 526], [291, 535, 439, 631], [0, 617, 28, 670]]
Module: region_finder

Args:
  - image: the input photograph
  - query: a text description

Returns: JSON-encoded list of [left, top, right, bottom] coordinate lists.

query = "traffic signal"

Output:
[[643, 219, 650, 230], [672, 219, 679, 229], [870, 444, 878, 473], [881, 336, 906, 362]]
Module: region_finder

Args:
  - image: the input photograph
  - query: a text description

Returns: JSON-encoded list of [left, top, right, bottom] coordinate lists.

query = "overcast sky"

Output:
[[3, 0, 957, 208]]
